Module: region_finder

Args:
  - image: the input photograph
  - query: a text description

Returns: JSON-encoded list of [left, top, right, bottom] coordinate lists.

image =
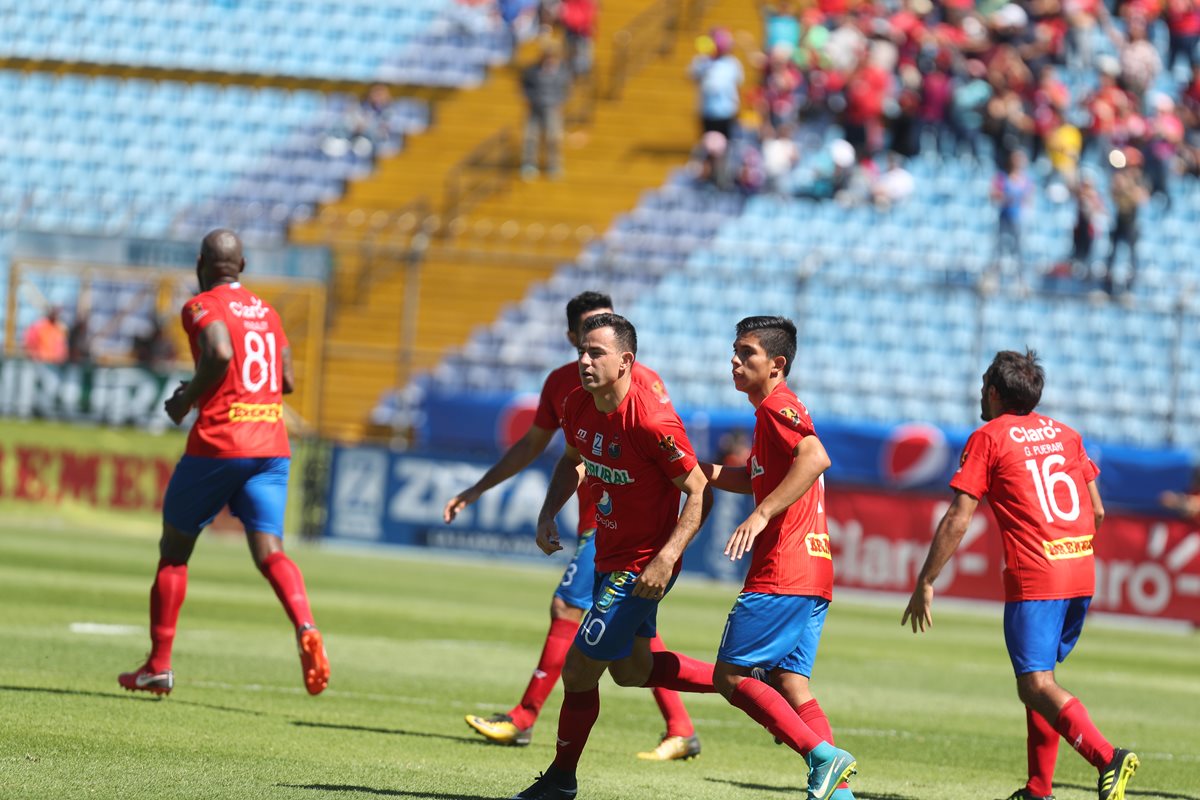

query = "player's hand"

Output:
[[901, 582, 934, 633], [633, 556, 672, 600], [443, 487, 480, 523], [536, 518, 563, 555], [724, 510, 768, 561], [164, 382, 192, 425]]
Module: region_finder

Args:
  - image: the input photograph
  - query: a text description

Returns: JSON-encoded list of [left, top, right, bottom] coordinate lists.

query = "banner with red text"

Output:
[[825, 489, 1200, 625]]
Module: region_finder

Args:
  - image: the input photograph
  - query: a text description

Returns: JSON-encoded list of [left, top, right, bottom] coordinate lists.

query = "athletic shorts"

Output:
[[574, 569, 677, 662], [1003, 597, 1091, 676], [162, 455, 290, 537], [717, 593, 829, 678], [553, 528, 598, 610]]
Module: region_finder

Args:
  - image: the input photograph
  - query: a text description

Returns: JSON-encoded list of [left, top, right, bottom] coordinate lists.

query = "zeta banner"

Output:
[[0, 358, 189, 428]]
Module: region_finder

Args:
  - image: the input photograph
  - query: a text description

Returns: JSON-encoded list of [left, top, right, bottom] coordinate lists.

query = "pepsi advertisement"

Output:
[[412, 388, 1195, 514]]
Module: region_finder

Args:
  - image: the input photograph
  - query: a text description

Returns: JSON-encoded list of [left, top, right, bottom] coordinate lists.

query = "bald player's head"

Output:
[[197, 228, 245, 291]]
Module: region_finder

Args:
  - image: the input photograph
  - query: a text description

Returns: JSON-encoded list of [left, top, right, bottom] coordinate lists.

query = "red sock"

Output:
[[552, 687, 600, 775], [798, 698, 850, 789], [1053, 697, 1114, 769], [643, 649, 717, 693], [147, 559, 188, 673], [259, 552, 314, 630], [1027, 707, 1059, 797], [729, 677, 824, 755], [649, 634, 694, 737], [509, 617, 577, 730]]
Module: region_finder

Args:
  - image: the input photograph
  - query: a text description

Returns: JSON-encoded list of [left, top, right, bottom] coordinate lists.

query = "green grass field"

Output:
[[2, 523, 1196, 800]]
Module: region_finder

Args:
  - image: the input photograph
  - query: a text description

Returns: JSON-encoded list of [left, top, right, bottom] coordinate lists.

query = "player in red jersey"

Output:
[[444, 292, 701, 760], [701, 317, 856, 800], [903, 350, 1137, 800], [118, 229, 329, 697], [510, 313, 717, 800]]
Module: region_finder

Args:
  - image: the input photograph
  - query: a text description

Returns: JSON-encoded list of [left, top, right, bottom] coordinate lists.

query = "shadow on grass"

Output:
[[0, 683, 269, 716], [279, 784, 494, 800], [705, 777, 915, 800], [1053, 783, 1197, 800], [291, 720, 485, 745]]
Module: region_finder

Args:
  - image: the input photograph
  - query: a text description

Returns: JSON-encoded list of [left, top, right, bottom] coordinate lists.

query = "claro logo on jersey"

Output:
[[228, 297, 269, 320], [1009, 419, 1062, 443], [581, 456, 634, 485]]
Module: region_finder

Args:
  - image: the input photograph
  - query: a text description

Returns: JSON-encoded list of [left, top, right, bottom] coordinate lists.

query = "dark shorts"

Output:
[[574, 569, 677, 662]]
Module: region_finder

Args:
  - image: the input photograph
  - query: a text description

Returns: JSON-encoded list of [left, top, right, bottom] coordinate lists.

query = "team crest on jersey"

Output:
[[607, 436, 621, 458], [657, 434, 685, 462], [749, 455, 765, 478], [780, 407, 802, 426], [596, 586, 618, 612], [650, 381, 670, 404], [591, 432, 604, 456], [188, 301, 208, 323]]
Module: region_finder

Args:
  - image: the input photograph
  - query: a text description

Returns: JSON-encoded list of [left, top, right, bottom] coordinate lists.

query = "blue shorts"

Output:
[[717, 593, 829, 678], [575, 569, 676, 662], [162, 455, 290, 537], [554, 528, 598, 610], [1004, 597, 1091, 675]]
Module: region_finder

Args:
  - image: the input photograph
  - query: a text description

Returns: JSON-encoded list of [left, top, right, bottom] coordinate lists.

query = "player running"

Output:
[[701, 316, 856, 800], [510, 313, 717, 800], [118, 229, 329, 698], [445, 292, 701, 760], [903, 350, 1138, 800]]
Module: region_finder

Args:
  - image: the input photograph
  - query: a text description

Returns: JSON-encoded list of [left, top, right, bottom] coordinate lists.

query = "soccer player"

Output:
[[701, 316, 857, 800], [118, 229, 329, 697], [511, 313, 717, 800], [444, 292, 701, 760], [902, 350, 1138, 800]]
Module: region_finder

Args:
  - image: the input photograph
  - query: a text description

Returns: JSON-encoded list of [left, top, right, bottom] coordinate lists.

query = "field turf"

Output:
[[1, 523, 1196, 800]]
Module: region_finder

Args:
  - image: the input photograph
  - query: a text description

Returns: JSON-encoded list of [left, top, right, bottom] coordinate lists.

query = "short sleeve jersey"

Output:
[[534, 360, 672, 534], [560, 381, 696, 573], [741, 383, 833, 598], [181, 282, 291, 459], [950, 413, 1099, 601]]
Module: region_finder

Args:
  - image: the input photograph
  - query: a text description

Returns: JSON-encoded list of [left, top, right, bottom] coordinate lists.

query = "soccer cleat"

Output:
[[297, 625, 330, 696], [636, 732, 701, 761], [510, 768, 577, 800], [1097, 748, 1138, 800], [806, 746, 857, 800], [1006, 788, 1055, 800], [118, 665, 174, 696], [464, 712, 532, 746]]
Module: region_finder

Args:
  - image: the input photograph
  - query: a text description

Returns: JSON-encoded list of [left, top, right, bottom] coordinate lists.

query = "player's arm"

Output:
[[1160, 489, 1200, 519], [535, 443, 584, 556], [280, 343, 296, 395], [725, 436, 830, 560], [633, 466, 710, 599], [700, 461, 753, 494], [165, 320, 233, 425], [902, 489, 979, 633], [1088, 480, 1104, 532], [443, 424, 556, 523]]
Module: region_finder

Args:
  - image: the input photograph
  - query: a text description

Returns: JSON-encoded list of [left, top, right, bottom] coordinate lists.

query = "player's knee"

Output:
[[550, 596, 584, 622], [712, 661, 742, 700], [1016, 671, 1057, 705], [608, 660, 647, 687]]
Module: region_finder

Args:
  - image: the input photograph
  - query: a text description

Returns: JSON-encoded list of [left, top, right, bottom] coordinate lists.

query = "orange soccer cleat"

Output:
[[297, 625, 330, 696]]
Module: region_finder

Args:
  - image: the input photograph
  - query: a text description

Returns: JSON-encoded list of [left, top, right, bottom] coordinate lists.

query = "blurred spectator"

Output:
[[716, 428, 752, 467], [1104, 11, 1162, 102], [1070, 174, 1106, 272], [1046, 113, 1083, 186], [23, 306, 69, 364], [520, 40, 572, 180], [758, 43, 804, 131], [132, 317, 178, 371], [67, 313, 91, 364], [762, 122, 802, 193], [500, 0, 541, 51], [690, 130, 734, 190], [1145, 94, 1185, 207], [793, 138, 860, 200], [991, 150, 1035, 285], [1165, 0, 1200, 76], [764, 1, 802, 50], [557, 0, 597, 76], [948, 59, 993, 161], [689, 27, 744, 140], [323, 83, 401, 162], [1103, 147, 1149, 295], [872, 152, 916, 209]]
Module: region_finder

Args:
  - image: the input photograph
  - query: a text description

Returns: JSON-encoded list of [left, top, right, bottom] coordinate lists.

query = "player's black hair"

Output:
[[984, 349, 1044, 414], [582, 312, 637, 356], [566, 291, 613, 335], [735, 316, 797, 377]]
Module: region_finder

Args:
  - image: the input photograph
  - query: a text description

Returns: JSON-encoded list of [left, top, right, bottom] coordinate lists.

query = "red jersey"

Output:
[[741, 383, 833, 598], [181, 282, 291, 459], [533, 360, 672, 534], [560, 380, 696, 573], [950, 413, 1099, 601]]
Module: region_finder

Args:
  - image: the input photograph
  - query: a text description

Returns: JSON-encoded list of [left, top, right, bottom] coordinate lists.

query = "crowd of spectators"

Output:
[[685, 0, 1200, 296], [21, 306, 176, 369]]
